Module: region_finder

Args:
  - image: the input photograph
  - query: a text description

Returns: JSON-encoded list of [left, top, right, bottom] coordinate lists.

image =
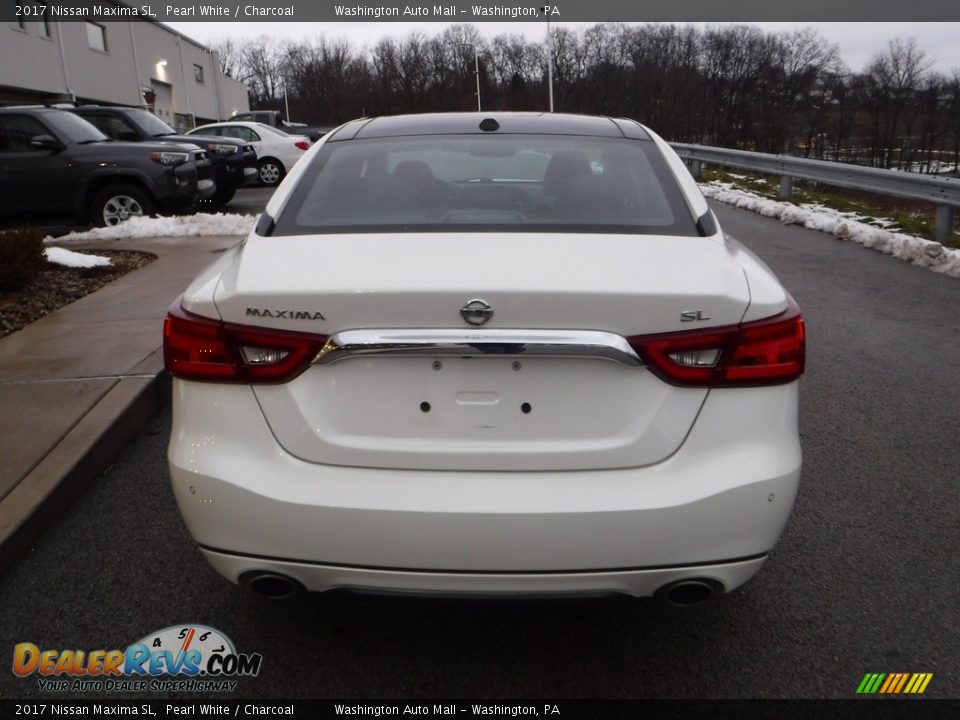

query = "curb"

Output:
[[0, 369, 169, 574], [0, 233, 242, 575]]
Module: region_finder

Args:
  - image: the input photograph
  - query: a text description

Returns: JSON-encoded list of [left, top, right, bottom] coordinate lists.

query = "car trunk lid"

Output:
[[212, 232, 749, 471]]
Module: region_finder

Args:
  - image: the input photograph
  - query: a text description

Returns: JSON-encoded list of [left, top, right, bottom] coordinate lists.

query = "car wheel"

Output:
[[91, 184, 155, 227], [258, 159, 285, 187]]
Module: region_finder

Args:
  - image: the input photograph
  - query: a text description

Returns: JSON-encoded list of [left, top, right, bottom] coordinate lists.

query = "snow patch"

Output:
[[44, 247, 112, 268], [44, 213, 256, 245], [700, 182, 960, 278]]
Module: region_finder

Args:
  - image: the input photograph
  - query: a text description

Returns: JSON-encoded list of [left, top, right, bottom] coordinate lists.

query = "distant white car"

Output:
[[187, 121, 309, 186], [165, 112, 805, 606]]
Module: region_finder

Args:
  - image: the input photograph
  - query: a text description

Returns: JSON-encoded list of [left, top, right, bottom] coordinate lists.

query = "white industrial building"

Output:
[[2, 5, 249, 131]]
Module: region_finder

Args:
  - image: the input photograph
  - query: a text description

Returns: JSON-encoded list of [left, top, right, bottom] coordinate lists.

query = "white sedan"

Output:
[[187, 120, 310, 186], [164, 112, 805, 606]]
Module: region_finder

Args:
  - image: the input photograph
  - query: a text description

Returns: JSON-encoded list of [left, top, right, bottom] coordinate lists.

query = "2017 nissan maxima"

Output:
[[164, 113, 805, 606]]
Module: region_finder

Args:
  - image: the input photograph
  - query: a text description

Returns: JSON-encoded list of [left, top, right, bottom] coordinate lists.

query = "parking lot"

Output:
[[0, 201, 956, 699], [220, 186, 274, 215]]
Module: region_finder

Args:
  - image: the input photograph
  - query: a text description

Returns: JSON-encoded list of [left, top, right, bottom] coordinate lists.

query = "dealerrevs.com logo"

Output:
[[12, 625, 262, 693]]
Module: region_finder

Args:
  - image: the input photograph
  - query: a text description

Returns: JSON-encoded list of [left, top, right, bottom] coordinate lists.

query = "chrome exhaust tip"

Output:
[[655, 578, 722, 607], [239, 571, 304, 600]]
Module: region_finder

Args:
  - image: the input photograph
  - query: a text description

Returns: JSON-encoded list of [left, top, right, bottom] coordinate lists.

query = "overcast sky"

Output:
[[167, 21, 960, 75]]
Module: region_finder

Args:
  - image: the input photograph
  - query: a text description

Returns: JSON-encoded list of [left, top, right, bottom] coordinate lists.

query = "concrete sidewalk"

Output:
[[0, 235, 239, 570]]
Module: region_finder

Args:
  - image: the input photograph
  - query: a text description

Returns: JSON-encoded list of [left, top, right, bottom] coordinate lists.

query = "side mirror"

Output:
[[30, 134, 62, 151]]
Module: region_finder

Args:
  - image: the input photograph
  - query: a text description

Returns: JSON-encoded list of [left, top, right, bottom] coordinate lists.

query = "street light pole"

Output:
[[472, 45, 481, 112], [459, 43, 482, 111], [546, 17, 554, 112]]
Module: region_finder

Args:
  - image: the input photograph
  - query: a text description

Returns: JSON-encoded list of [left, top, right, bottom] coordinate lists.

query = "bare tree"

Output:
[[949, 69, 960, 173], [242, 36, 286, 107], [490, 34, 541, 110], [864, 38, 934, 167], [773, 29, 842, 154], [210, 38, 246, 81], [547, 26, 587, 112]]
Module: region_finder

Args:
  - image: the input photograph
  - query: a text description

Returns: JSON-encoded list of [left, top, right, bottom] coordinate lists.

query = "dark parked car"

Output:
[[69, 105, 257, 207], [0, 106, 213, 227]]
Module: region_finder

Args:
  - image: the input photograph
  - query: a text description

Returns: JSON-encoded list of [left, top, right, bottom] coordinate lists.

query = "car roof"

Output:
[[327, 112, 651, 142], [0, 105, 60, 114], [196, 121, 260, 128], [192, 121, 287, 137], [71, 105, 139, 112]]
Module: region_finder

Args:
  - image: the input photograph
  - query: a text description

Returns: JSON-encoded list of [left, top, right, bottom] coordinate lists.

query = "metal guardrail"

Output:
[[671, 143, 960, 243]]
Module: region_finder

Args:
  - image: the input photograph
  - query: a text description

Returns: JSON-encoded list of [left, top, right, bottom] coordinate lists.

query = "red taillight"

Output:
[[294, 140, 310, 151], [163, 302, 327, 384], [628, 296, 805, 387]]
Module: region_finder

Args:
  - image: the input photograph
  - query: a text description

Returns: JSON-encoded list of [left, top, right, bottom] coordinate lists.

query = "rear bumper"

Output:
[[203, 550, 767, 598], [168, 381, 801, 596]]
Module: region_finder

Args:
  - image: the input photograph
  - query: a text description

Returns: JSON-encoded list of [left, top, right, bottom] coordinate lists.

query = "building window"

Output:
[[194, 64, 204, 84], [35, 2, 50, 38], [86, 21, 106, 53]]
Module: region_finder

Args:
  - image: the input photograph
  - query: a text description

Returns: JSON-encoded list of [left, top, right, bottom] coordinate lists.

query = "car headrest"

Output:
[[542, 151, 593, 196], [393, 160, 436, 185]]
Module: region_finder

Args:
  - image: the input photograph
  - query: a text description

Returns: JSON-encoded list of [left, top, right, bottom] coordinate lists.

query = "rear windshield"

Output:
[[271, 134, 698, 236]]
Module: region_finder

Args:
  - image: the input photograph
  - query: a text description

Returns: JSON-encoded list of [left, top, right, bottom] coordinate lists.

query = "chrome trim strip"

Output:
[[312, 329, 643, 366]]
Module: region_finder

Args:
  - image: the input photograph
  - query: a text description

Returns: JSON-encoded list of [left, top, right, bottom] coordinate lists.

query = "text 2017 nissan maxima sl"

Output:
[[164, 112, 805, 606]]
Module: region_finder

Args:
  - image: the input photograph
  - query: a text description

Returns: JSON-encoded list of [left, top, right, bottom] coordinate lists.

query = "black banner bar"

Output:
[[3, 0, 960, 23], [1, 699, 959, 720]]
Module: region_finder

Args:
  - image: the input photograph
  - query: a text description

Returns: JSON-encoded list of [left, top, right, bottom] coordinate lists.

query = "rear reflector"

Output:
[[628, 296, 805, 387], [163, 302, 327, 383]]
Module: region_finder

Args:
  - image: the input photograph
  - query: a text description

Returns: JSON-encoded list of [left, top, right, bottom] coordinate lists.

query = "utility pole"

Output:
[[546, 14, 555, 112], [459, 43, 481, 111], [474, 45, 481, 112], [473, 43, 483, 112]]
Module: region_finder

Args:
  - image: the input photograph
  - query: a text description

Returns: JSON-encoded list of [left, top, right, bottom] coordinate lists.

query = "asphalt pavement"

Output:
[[0, 200, 956, 699], [221, 187, 274, 215]]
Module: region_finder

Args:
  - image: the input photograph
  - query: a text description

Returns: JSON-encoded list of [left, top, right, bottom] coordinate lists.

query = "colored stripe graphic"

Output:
[[857, 673, 932, 694], [856, 673, 885, 694], [906, 673, 934, 694], [879, 674, 896, 693]]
